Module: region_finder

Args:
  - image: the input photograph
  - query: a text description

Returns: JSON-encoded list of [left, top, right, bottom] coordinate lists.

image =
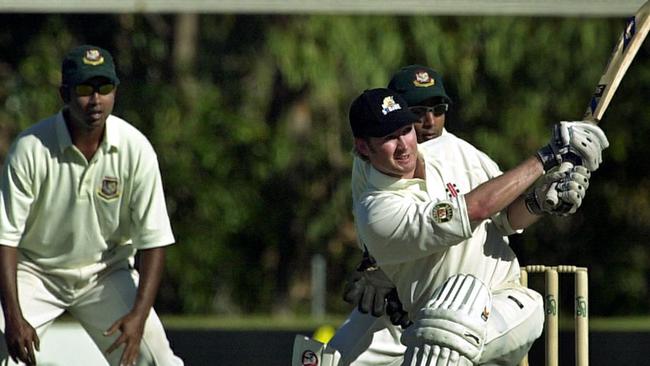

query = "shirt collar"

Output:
[[103, 116, 119, 151], [54, 110, 73, 154], [54, 111, 119, 154]]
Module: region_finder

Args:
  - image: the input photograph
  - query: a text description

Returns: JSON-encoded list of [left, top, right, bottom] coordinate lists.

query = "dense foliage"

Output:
[[1, 14, 649, 316]]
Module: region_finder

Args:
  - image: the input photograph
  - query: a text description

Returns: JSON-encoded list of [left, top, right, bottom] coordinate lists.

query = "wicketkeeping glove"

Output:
[[386, 289, 413, 329], [343, 251, 412, 328], [343, 252, 394, 317], [536, 121, 609, 172]]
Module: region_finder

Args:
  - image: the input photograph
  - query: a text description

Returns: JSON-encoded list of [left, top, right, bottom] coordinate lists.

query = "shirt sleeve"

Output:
[[0, 146, 34, 247], [351, 156, 370, 205], [355, 192, 473, 265], [129, 142, 175, 249]]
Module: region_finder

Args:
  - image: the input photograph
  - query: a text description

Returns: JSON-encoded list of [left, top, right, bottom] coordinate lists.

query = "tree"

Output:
[[1, 13, 649, 316]]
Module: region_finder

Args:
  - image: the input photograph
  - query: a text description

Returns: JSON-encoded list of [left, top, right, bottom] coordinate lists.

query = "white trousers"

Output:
[[0, 263, 183, 366], [330, 286, 543, 366]]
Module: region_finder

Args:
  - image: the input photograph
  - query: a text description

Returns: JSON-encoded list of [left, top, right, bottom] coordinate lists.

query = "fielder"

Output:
[[0, 45, 183, 366], [341, 84, 607, 366]]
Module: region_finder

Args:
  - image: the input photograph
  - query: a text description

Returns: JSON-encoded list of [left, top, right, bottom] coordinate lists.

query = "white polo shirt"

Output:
[[353, 129, 521, 312], [0, 111, 175, 274]]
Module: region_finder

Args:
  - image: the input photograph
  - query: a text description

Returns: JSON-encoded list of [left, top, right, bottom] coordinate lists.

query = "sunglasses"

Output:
[[74, 83, 115, 97], [408, 103, 449, 118]]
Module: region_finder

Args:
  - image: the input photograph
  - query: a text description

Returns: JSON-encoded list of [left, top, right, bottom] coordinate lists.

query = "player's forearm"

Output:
[[507, 196, 542, 230], [465, 156, 543, 223], [131, 247, 165, 317], [0, 245, 22, 317]]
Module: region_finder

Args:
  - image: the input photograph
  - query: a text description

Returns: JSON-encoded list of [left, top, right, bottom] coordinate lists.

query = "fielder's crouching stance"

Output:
[[0, 45, 183, 365], [324, 87, 606, 366]]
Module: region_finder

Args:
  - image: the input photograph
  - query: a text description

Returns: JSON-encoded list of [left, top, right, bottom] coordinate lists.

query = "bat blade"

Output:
[[583, 0, 650, 124]]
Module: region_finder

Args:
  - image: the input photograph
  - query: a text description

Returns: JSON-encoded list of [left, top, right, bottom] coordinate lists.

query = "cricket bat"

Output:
[[546, 1, 650, 207], [583, 0, 650, 124]]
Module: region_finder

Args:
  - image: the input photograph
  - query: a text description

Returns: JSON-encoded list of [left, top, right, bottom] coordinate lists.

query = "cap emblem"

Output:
[[83, 49, 105, 66], [381, 96, 402, 115], [413, 71, 435, 87]]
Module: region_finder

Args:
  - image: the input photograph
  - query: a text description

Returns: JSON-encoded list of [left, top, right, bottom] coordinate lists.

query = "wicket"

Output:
[[518, 265, 589, 366]]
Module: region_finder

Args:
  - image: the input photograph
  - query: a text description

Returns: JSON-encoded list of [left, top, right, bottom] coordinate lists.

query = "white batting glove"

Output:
[[526, 162, 591, 216], [546, 164, 591, 216], [537, 121, 609, 172], [525, 162, 573, 215]]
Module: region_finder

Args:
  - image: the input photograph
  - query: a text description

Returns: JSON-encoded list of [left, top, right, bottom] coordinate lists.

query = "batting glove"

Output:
[[525, 162, 590, 216], [536, 121, 609, 172]]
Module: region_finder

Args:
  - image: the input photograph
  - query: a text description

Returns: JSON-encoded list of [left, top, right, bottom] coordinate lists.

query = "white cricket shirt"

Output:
[[353, 129, 522, 312], [0, 111, 175, 272]]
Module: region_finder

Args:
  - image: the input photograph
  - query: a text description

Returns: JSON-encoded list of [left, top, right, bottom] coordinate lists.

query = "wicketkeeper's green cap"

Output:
[[61, 45, 120, 86], [387, 65, 451, 106]]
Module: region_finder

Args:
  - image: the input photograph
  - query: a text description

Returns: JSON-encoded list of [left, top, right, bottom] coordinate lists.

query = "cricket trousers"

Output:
[[0, 262, 183, 366]]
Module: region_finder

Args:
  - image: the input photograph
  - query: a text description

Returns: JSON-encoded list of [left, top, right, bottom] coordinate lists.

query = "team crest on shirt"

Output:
[[98, 176, 120, 200], [432, 202, 453, 223], [412, 71, 435, 87], [381, 96, 402, 115], [301, 350, 319, 366], [83, 49, 105, 66]]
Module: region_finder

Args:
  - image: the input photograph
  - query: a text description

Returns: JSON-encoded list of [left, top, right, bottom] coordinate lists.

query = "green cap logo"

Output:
[[413, 71, 435, 87], [61, 45, 120, 87], [82, 49, 105, 66]]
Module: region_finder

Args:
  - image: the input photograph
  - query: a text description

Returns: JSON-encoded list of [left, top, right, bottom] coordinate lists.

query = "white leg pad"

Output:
[[401, 274, 492, 365]]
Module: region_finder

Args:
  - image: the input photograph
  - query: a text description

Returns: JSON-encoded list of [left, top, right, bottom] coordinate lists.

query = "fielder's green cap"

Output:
[[387, 65, 451, 106], [61, 45, 120, 86]]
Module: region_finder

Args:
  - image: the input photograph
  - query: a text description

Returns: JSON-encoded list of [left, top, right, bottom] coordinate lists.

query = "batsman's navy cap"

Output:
[[349, 88, 420, 138], [387, 65, 451, 106], [61, 45, 120, 86]]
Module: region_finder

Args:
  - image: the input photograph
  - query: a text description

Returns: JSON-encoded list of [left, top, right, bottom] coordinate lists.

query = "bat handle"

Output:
[[563, 150, 583, 166], [545, 161, 575, 212], [545, 182, 559, 206]]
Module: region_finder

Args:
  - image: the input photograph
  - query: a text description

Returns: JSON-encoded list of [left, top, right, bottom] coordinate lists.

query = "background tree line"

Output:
[[1, 13, 649, 317]]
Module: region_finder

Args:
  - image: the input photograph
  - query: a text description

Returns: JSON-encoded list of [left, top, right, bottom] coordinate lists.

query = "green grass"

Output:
[[589, 316, 650, 331], [160, 314, 347, 330], [56, 312, 650, 332], [158, 314, 650, 332]]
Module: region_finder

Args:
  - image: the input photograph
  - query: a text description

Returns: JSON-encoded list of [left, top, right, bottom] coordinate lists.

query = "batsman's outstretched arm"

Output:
[[507, 196, 542, 231], [465, 156, 543, 225], [466, 121, 607, 227]]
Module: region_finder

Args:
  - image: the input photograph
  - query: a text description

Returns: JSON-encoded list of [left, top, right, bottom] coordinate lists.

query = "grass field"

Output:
[[158, 314, 650, 332], [160, 314, 347, 330]]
